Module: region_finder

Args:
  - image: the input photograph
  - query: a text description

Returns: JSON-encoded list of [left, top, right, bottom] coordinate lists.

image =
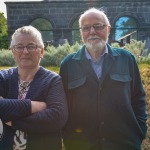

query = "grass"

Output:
[[46, 66, 59, 73], [138, 63, 150, 69], [0, 66, 12, 70]]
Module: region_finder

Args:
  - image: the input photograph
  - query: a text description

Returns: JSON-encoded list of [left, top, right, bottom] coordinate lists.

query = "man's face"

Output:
[[80, 12, 110, 51]]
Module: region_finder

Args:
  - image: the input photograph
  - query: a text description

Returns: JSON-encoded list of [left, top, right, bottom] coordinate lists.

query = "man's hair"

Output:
[[79, 7, 110, 27], [10, 25, 44, 49]]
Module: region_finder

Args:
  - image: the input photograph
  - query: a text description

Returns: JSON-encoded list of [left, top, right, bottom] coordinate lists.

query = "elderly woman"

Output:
[[0, 25, 68, 150]]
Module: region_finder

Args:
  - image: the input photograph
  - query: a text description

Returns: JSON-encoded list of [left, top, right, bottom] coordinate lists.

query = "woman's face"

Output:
[[12, 33, 44, 69]]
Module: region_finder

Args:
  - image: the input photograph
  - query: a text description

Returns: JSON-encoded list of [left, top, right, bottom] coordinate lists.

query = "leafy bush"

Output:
[[0, 50, 15, 66], [40, 51, 52, 67], [1, 40, 149, 67], [0, 13, 9, 49], [0, 42, 81, 67], [139, 64, 150, 150], [0, 35, 9, 49], [42, 42, 81, 66], [111, 39, 150, 64], [53, 43, 70, 66]]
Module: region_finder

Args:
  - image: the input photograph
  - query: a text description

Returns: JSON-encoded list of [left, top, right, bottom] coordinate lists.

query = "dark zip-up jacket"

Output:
[[60, 44, 148, 150]]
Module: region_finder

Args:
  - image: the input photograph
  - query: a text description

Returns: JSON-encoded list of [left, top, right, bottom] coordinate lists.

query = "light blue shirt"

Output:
[[85, 46, 108, 78]]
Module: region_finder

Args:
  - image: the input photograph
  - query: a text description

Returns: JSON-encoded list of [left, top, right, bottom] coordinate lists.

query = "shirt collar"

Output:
[[85, 45, 108, 62]]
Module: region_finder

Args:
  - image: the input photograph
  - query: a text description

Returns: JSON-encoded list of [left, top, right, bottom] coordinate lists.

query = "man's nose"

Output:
[[89, 26, 96, 34]]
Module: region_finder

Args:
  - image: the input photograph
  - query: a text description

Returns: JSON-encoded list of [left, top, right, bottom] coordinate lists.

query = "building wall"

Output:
[[5, 0, 150, 50]]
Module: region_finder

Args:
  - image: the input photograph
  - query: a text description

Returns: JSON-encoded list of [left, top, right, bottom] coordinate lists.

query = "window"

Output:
[[115, 16, 138, 42], [72, 20, 82, 44], [31, 18, 53, 42]]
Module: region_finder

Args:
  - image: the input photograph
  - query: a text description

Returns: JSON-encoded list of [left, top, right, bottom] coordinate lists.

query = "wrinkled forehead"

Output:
[[15, 32, 35, 39], [80, 12, 105, 26], [13, 33, 37, 45]]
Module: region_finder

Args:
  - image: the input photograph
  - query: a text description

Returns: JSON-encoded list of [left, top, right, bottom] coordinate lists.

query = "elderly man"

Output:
[[60, 7, 148, 150]]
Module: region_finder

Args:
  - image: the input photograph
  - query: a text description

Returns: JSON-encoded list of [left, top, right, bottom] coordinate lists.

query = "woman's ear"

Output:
[[11, 49, 15, 59]]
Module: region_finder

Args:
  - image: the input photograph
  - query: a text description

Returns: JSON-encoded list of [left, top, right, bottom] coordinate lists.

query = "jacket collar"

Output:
[[72, 43, 120, 60]]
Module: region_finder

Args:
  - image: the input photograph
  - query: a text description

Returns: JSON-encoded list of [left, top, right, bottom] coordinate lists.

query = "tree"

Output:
[[72, 20, 82, 44], [0, 12, 9, 49]]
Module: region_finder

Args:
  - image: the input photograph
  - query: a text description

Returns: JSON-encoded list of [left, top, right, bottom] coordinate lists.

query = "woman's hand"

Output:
[[5, 121, 12, 126]]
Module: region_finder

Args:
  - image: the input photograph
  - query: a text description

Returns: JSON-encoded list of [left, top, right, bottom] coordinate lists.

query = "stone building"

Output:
[[5, 0, 150, 50]]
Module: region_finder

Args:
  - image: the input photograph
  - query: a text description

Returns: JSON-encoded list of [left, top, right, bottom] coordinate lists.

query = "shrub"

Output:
[[54, 43, 71, 66], [0, 50, 15, 66], [111, 39, 150, 64], [0, 40, 149, 67], [139, 64, 150, 150], [43, 42, 81, 66], [69, 42, 81, 53]]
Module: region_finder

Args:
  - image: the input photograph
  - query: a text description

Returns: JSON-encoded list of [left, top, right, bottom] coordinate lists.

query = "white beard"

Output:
[[86, 38, 106, 52]]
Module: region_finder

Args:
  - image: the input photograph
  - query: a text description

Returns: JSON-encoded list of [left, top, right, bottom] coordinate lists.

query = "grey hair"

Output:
[[79, 7, 111, 27], [10, 25, 44, 48]]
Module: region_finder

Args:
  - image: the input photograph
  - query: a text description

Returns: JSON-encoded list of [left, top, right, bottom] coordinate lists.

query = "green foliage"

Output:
[[123, 40, 148, 57], [0, 13, 9, 49], [72, 20, 82, 44], [45, 45, 57, 53], [0, 42, 81, 67], [0, 50, 15, 66], [69, 42, 81, 53], [110, 42, 120, 48], [111, 39, 150, 64], [53, 43, 70, 66], [0, 34, 9, 49], [41, 42, 81, 67], [40, 51, 52, 67], [45, 66, 59, 74], [1, 40, 149, 67], [0, 13, 7, 35]]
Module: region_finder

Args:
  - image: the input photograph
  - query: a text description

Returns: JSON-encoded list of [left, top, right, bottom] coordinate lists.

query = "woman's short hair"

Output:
[[10, 25, 44, 49]]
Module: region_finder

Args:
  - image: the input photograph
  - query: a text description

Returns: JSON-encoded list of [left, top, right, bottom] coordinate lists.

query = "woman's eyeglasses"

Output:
[[13, 44, 39, 53]]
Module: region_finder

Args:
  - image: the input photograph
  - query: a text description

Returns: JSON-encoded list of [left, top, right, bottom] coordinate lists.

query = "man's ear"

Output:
[[40, 48, 44, 58], [107, 26, 111, 34]]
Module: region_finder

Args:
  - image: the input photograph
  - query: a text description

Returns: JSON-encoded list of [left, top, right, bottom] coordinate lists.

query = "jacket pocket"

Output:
[[110, 73, 132, 82], [68, 76, 86, 89], [109, 73, 132, 106]]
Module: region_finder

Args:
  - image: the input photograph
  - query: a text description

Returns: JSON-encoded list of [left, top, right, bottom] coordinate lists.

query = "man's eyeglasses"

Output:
[[13, 44, 39, 53], [80, 23, 107, 32]]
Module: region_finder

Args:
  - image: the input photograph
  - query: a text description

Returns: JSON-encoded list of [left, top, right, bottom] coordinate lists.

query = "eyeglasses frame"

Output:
[[80, 23, 108, 32], [13, 44, 40, 53]]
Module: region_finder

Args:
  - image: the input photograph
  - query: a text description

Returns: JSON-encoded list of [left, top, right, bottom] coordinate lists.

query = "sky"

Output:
[[0, 0, 7, 18], [0, 0, 41, 18]]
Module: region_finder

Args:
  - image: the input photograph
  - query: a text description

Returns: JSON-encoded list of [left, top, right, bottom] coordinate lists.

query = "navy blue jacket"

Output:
[[60, 44, 148, 150], [0, 67, 68, 150]]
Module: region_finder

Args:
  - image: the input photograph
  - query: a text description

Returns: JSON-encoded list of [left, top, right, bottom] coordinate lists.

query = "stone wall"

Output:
[[5, 0, 150, 49]]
